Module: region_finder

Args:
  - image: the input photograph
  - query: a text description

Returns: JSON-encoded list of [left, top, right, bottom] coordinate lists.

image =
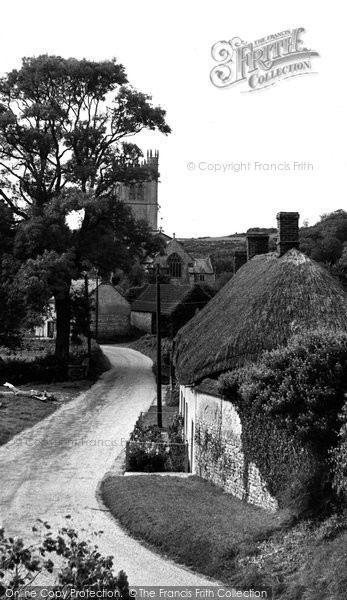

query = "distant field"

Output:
[[178, 237, 245, 261]]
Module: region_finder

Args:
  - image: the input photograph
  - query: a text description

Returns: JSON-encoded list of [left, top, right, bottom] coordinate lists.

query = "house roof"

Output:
[[189, 256, 214, 275], [131, 284, 209, 316], [89, 280, 129, 301], [174, 249, 347, 385]]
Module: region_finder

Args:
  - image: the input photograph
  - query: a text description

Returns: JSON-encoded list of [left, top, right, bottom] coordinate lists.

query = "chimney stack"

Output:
[[276, 212, 300, 256], [246, 233, 269, 261], [233, 250, 247, 273]]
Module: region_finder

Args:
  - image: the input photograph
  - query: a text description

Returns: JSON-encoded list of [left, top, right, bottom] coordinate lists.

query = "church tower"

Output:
[[117, 149, 159, 231]]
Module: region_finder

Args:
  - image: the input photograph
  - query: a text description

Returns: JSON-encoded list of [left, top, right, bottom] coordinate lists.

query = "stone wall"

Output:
[[180, 385, 277, 511]]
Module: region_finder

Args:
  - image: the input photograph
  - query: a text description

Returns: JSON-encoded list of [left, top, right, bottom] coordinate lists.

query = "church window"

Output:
[[168, 253, 182, 278], [129, 184, 136, 200], [138, 183, 144, 201]]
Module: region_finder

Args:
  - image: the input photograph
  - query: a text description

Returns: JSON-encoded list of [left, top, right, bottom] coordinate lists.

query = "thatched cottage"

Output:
[[173, 212, 347, 510]]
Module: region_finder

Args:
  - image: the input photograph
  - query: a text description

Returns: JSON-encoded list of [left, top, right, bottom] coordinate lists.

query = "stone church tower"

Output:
[[116, 150, 159, 231]]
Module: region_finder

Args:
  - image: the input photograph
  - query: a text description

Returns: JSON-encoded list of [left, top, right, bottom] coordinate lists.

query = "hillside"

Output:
[[177, 211, 347, 276]]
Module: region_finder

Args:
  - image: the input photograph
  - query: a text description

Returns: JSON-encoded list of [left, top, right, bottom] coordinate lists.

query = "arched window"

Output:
[[137, 182, 145, 201], [129, 183, 136, 200], [168, 253, 182, 278]]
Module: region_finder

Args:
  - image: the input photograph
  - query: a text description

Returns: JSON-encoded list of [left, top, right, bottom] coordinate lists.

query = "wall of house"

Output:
[[90, 284, 131, 338], [189, 273, 216, 285], [130, 311, 153, 333], [34, 301, 56, 338], [180, 385, 278, 511]]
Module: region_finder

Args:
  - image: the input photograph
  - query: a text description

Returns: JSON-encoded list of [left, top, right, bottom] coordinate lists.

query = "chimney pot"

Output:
[[246, 233, 269, 260], [276, 212, 300, 256]]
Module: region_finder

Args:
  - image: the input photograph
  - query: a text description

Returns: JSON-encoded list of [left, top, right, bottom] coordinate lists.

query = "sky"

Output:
[[0, 1, 345, 236]]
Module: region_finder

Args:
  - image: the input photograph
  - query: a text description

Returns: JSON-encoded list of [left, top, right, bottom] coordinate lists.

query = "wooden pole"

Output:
[[84, 274, 92, 368], [156, 264, 163, 428], [95, 272, 99, 342]]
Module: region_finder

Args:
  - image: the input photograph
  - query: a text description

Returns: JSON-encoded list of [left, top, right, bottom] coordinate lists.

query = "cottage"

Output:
[[174, 212, 347, 510], [90, 281, 131, 339], [34, 298, 56, 338], [130, 283, 211, 337]]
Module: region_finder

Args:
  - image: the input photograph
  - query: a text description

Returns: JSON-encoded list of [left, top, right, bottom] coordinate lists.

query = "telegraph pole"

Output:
[[95, 271, 99, 342], [84, 273, 92, 378], [156, 264, 163, 428]]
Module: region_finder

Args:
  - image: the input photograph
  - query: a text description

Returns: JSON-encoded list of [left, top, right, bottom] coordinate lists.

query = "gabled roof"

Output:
[[174, 249, 347, 385], [89, 281, 129, 302], [131, 284, 210, 315], [189, 256, 214, 275]]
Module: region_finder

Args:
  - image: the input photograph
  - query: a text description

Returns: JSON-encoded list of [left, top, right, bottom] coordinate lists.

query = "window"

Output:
[[194, 273, 205, 282], [129, 184, 136, 200], [138, 182, 144, 201], [168, 253, 182, 278]]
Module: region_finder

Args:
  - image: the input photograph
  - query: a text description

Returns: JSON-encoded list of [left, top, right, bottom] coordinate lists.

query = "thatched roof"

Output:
[[174, 249, 347, 385]]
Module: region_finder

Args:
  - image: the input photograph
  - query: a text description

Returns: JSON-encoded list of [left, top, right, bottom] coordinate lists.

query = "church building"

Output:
[[153, 236, 215, 286], [116, 150, 159, 231]]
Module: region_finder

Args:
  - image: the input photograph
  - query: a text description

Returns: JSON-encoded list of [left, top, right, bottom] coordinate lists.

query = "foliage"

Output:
[[219, 329, 347, 514], [0, 202, 23, 347], [0, 55, 170, 361], [0, 522, 129, 597], [299, 209, 347, 270], [331, 397, 347, 500], [127, 414, 185, 472], [0, 353, 60, 385], [0, 340, 108, 384]]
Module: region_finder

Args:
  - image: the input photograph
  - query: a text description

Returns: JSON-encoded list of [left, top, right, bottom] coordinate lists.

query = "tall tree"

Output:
[[0, 55, 170, 363], [0, 200, 23, 347]]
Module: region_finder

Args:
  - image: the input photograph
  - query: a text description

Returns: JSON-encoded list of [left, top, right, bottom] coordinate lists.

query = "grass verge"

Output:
[[0, 380, 92, 446], [101, 475, 347, 598], [101, 475, 284, 582]]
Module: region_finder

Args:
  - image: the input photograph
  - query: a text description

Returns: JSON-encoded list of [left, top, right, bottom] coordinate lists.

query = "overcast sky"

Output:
[[1, 1, 345, 236]]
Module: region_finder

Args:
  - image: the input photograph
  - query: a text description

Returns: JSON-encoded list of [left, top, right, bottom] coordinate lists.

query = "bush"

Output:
[[219, 329, 347, 515], [331, 396, 347, 501], [127, 414, 186, 472], [0, 340, 109, 385], [0, 522, 129, 596], [0, 353, 61, 385]]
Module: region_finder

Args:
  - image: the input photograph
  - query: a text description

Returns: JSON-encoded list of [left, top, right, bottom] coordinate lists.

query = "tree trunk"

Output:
[[54, 293, 71, 377]]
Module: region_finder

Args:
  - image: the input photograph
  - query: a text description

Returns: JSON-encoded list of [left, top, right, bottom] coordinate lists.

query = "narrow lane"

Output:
[[0, 346, 217, 585]]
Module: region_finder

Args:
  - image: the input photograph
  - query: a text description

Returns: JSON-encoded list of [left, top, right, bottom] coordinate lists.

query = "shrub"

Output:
[[219, 329, 347, 515], [331, 396, 347, 501], [0, 353, 61, 385], [0, 522, 129, 596], [127, 414, 186, 472]]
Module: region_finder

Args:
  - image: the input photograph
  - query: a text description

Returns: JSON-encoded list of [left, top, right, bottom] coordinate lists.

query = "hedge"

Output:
[[219, 328, 347, 516]]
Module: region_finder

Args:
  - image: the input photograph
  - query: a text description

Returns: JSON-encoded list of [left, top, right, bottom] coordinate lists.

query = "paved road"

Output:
[[0, 346, 216, 586]]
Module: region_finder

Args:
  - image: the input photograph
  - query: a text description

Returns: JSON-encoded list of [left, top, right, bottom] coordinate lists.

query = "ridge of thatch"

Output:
[[174, 249, 347, 385]]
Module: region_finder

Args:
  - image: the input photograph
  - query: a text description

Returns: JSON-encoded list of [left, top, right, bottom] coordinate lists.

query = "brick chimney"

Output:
[[276, 212, 300, 256], [246, 233, 269, 260], [233, 250, 247, 273]]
